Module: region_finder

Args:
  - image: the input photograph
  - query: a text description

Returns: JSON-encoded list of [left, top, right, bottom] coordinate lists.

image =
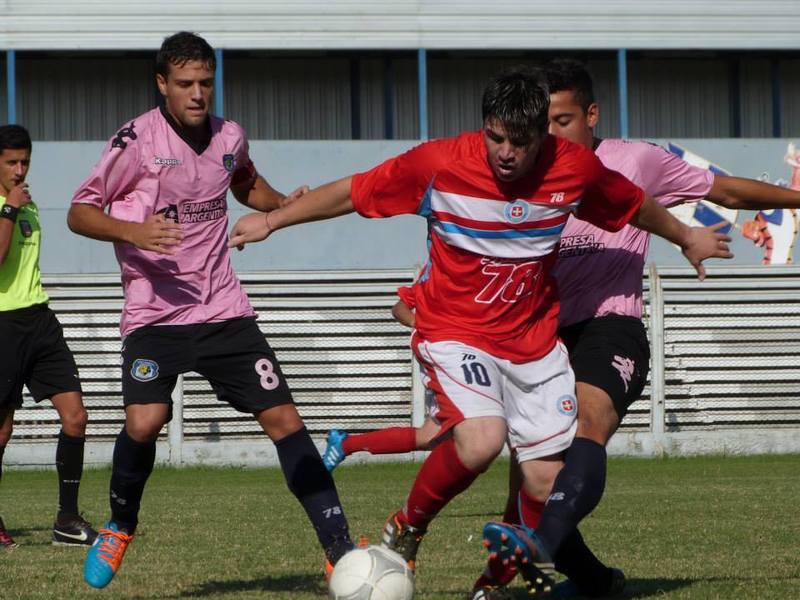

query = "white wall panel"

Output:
[[1, 1, 799, 50]]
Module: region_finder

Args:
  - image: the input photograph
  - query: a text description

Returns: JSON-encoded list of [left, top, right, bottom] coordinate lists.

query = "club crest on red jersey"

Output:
[[557, 394, 577, 416], [504, 199, 530, 224]]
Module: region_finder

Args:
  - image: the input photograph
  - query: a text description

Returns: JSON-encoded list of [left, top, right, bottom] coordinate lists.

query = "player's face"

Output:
[[157, 60, 215, 129], [483, 119, 543, 183], [547, 90, 597, 149], [0, 148, 31, 195]]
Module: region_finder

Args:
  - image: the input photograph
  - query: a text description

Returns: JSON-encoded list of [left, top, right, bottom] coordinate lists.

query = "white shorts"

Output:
[[413, 334, 577, 461]]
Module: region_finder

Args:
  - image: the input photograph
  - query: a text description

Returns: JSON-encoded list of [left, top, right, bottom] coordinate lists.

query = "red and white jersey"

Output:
[[72, 107, 256, 336], [351, 132, 644, 362]]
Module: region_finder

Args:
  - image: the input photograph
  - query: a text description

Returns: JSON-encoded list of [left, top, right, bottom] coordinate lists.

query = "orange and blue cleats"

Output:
[[482, 522, 555, 596], [84, 521, 134, 589], [471, 555, 518, 599], [324, 534, 368, 583], [322, 429, 348, 472]]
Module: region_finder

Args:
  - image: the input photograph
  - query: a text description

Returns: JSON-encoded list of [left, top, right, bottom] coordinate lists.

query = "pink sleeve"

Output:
[[230, 123, 256, 187], [636, 143, 714, 207], [350, 139, 451, 218], [576, 150, 645, 232], [72, 123, 142, 209]]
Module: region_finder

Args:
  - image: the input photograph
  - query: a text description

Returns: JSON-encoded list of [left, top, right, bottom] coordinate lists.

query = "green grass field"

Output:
[[0, 455, 798, 599]]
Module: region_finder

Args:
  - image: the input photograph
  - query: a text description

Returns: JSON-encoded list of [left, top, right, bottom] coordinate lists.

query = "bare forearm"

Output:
[[232, 175, 284, 212], [67, 204, 136, 244], [267, 177, 354, 231], [709, 175, 800, 210], [629, 195, 691, 247]]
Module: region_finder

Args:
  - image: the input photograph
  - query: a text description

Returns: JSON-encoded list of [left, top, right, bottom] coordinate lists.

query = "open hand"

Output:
[[682, 221, 733, 281], [129, 213, 183, 255]]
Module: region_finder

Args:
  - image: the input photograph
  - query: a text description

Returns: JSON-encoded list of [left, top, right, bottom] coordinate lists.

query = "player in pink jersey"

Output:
[[68, 32, 355, 589], [478, 59, 800, 599], [228, 66, 729, 589]]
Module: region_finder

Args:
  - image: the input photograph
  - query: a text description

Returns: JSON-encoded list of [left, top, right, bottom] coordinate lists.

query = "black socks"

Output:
[[109, 427, 156, 534], [275, 427, 353, 564], [55, 430, 85, 517]]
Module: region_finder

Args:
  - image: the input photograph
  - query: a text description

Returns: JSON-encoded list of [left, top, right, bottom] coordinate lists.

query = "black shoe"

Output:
[[381, 510, 426, 571], [0, 516, 18, 550], [53, 514, 98, 546]]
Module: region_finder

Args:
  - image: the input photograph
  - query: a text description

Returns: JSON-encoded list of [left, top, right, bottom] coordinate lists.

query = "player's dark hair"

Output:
[[482, 66, 550, 146], [544, 58, 596, 113], [0, 124, 32, 153], [156, 31, 216, 78]]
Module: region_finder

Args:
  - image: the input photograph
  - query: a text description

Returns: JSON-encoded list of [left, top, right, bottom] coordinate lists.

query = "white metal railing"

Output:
[[5, 266, 800, 468]]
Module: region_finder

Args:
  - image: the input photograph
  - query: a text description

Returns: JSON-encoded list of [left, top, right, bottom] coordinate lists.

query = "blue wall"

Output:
[[26, 138, 800, 273]]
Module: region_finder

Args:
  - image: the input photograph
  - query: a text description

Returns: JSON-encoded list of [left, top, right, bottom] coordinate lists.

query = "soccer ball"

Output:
[[328, 545, 415, 600]]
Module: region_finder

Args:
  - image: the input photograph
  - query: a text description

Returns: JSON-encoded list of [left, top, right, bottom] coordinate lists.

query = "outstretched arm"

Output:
[[708, 174, 800, 210], [230, 172, 310, 212], [229, 176, 354, 249], [629, 195, 733, 280]]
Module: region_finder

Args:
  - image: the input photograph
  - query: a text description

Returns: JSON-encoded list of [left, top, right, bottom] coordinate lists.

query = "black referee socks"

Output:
[[55, 430, 86, 517]]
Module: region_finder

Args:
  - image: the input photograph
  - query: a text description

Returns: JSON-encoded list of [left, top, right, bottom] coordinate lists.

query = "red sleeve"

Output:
[[230, 124, 257, 188], [350, 139, 452, 218], [576, 150, 645, 232], [396, 285, 417, 309]]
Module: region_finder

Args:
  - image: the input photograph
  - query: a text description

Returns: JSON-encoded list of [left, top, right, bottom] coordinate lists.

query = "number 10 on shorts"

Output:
[[461, 354, 491, 387], [255, 358, 280, 390]]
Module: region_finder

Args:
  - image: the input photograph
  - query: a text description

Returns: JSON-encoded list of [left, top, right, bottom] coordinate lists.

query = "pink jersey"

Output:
[[72, 107, 255, 336], [352, 132, 645, 363], [553, 139, 714, 328]]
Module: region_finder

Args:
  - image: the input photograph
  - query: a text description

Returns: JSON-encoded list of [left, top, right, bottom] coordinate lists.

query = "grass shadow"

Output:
[[168, 573, 326, 597]]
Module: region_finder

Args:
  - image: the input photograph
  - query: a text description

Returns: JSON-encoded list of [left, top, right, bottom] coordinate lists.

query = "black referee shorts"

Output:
[[121, 316, 293, 415], [558, 315, 650, 420], [0, 303, 82, 409]]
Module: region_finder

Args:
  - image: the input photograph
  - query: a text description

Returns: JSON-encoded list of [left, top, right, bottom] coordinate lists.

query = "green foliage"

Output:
[[0, 455, 798, 598]]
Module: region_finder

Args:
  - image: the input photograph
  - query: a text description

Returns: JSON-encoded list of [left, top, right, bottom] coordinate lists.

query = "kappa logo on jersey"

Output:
[[156, 204, 179, 223], [475, 258, 542, 304], [222, 153, 235, 172], [611, 355, 635, 393], [504, 199, 530, 224], [111, 122, 137, 150], [556, 394, 577, 416], [154, 157, 182, 166], [131, 358, 159, 382]]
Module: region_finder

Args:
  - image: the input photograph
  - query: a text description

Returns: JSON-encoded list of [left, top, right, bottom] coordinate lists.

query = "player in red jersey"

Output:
[[229, 66, 729, 587]]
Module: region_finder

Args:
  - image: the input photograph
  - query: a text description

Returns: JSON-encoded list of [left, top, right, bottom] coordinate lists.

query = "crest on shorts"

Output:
[[504, 200, 530, 224], [222, 153, 235, 172], [556, 394, 577, 416], [131, 358, 159, 382]]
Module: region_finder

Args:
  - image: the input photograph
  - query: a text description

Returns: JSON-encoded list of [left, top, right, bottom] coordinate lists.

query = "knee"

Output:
[[454, 431, 505, 472], [61, 407, 89, 437], [125, 420, 163, 443], [257, 404, 304, 441]]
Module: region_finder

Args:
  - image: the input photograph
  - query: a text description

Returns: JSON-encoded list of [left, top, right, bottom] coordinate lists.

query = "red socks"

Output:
[[401, 437, 479, 529], [342, 427, 418, 456], [518, 488, 545, 529]]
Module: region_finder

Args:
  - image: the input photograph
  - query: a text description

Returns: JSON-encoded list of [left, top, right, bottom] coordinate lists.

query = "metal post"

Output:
[[168, 374, 184, 465], [648, 263, 665, 436], [617, 49, 629, 139], [6, 50, 16, 124], [417, 48, 428, 140], [214, 48, 224, 117]]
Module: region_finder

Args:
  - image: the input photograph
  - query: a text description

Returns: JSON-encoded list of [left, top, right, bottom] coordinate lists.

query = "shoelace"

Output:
[[96, 529, 133, 569]]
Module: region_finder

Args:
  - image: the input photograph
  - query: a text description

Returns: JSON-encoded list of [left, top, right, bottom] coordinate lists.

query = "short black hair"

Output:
[[0, 124, 32, 153], [156, 31, 216, 78], [481, 66, 550, 146], [543, 59, 595, 112]]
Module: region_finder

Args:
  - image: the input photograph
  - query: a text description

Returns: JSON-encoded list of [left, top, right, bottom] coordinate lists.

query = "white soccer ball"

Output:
[[328, 545, 415, 600]]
